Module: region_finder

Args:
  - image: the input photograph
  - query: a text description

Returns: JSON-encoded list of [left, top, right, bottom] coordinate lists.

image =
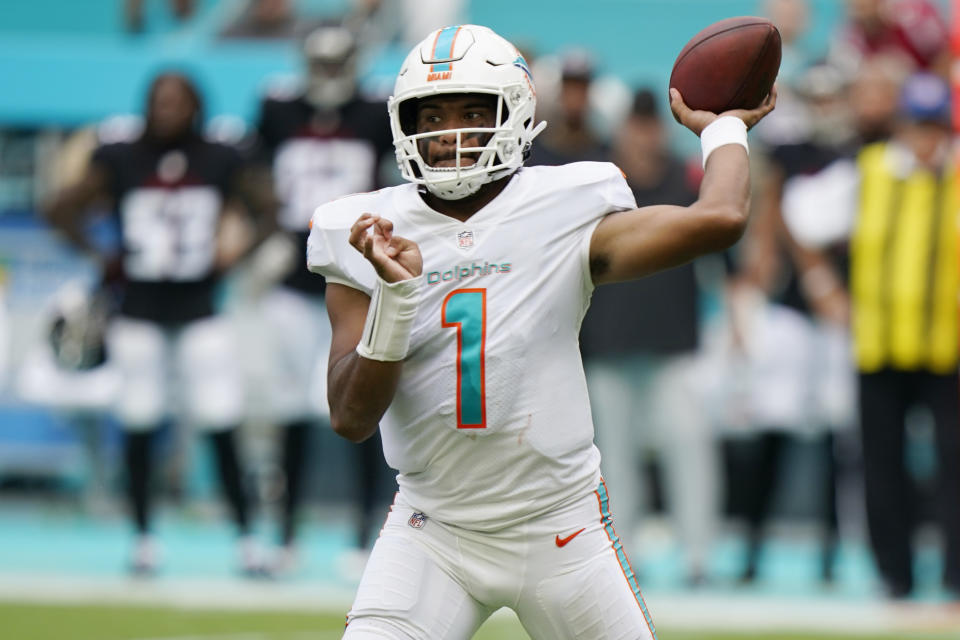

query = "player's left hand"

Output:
[[669, 85, 777, 135], [349, 213, 423, 283]]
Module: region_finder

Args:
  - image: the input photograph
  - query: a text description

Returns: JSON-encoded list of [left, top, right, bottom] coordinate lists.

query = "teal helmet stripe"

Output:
[[430, 25, 462, 72]]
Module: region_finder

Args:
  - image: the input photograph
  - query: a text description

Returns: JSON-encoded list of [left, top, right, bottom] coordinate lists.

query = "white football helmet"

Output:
[[388, 24, 546, 200]]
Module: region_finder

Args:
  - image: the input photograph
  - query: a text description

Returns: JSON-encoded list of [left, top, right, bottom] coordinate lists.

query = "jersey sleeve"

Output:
[[596, 162, 636, 213], [538, 161, 636, 220], [306, 199, 378, 295], [581, 162, 636, 289], [527, 162, 637, 298]]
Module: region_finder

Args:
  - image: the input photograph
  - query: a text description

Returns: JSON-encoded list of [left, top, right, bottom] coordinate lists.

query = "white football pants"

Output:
[[106, 315, 244, 431], [344, 482, 657, 639]]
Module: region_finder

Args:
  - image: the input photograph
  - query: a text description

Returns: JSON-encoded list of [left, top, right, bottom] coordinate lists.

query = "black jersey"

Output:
[[256, 92, 393, 294], [92, 135, 243, 324]]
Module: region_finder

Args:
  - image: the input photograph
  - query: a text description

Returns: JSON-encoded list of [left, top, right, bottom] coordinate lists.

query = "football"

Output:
[[669, 16, 781, 114]]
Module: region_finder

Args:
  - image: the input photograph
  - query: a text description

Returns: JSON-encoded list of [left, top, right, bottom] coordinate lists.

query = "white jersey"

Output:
[[308, 162, 636, 530]]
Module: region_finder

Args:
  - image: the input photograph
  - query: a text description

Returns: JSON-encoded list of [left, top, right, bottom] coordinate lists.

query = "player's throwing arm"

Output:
[[587, 87, 775, 285]]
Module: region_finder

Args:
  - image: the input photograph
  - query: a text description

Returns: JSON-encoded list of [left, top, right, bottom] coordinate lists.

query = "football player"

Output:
[[252, 23, 395, 572], [308, 25, 774, 638], [45, 72, 271, 575]]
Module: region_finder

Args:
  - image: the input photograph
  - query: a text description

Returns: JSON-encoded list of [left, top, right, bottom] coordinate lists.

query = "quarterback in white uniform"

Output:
[[308, 24, 774, 640]]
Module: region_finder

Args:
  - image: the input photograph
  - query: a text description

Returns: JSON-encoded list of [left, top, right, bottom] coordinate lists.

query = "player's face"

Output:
[[415, 94, 497, 168], [148, 78, 196, 140]]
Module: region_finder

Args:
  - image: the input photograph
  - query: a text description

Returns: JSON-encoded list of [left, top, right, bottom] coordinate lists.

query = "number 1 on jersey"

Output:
[[441, 288, 487, 429]]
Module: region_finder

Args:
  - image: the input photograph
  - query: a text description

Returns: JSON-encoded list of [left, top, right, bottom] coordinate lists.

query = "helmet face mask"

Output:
[[388, 25, 546, 200]]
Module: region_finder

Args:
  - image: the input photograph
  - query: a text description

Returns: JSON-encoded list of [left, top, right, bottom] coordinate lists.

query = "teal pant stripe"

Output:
[[597, 482, 658, 639]]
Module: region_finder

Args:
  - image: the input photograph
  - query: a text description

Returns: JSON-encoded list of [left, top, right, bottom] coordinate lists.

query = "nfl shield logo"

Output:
[[457, 230, 474, 250], [408, 512, 427, 529]]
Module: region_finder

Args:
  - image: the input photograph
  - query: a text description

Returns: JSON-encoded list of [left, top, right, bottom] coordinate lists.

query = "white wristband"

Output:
[[356, 275, 424, 361], [700, 116, 749, 169]]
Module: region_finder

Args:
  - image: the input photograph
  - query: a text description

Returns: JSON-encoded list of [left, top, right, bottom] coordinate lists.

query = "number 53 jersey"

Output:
[[92, 136, 244, 324], [308, 162, 636, 530]]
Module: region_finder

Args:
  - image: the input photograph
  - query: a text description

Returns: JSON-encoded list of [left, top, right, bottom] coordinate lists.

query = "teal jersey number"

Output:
[[441, 288, 487, 428]]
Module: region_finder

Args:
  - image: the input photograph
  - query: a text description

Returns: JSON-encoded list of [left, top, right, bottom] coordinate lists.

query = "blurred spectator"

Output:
[[527, 49, 609, 166], [764, 0, 814, 85], [125, 0, 196, 34], [828, 0, 950, 78], [727, 62, 858, 584], [754, 0, 817, 146], [579, 88, 715, 585], [847, 54, 911, 144], [344, 0, 467, 50], [251, 23, 394, 575], [220, 0, 306, 40], [781, 72, 960, 598], [43, 72, 274, 576]]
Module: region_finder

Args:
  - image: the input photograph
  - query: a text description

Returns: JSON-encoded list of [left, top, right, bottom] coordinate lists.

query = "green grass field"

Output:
[[2, 602, 955, 640]]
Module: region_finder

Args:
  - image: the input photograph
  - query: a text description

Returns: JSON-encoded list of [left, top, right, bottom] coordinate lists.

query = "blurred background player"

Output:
[[527, 49, 609, 166], [846, 55, 910, 144], [725, 62, 860, 585], [43, 72, 271, 575], [780, 71, 960, 598], [251, 23, 394, 573], [579, 88, 717, 586]]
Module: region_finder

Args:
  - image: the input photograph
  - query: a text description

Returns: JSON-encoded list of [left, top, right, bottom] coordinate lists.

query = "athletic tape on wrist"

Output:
[[355, 275, 424, 361], [700, 116, 749, 169]]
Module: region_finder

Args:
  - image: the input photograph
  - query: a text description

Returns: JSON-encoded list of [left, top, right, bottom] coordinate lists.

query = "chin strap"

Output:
[[530, 119, 548, 140], [522, 120, 548, 161]]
